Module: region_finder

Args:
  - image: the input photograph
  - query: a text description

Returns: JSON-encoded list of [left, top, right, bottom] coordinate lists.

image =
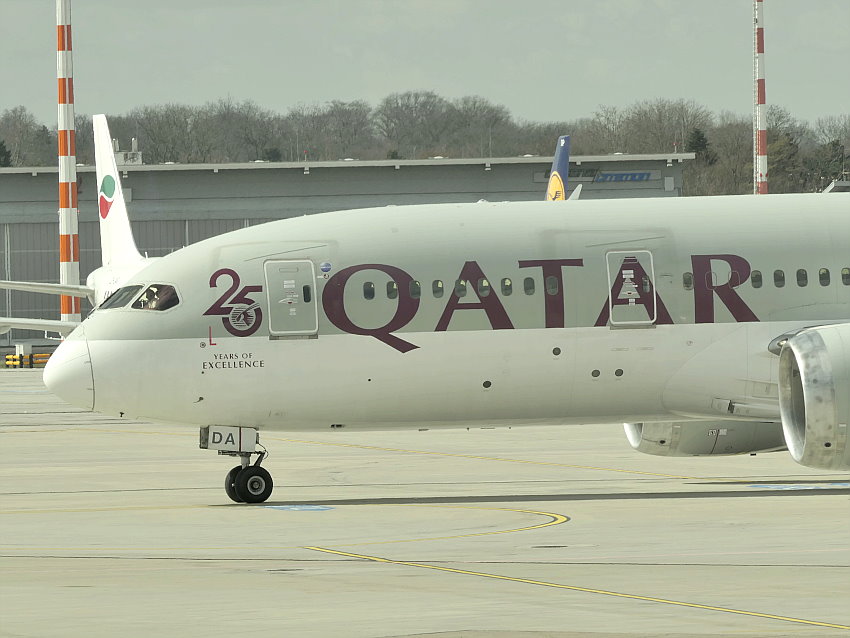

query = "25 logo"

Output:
[[203, 268, 263, 337]]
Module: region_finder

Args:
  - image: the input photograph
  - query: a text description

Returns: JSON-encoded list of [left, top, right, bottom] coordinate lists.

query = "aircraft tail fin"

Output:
[[93, 114, 143, 267], [545, 135, 571, 201]]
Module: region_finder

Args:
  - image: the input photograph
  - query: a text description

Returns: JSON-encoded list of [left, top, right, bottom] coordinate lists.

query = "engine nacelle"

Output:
[[624, 420, 786, 457], [778, 324, 850, 470]]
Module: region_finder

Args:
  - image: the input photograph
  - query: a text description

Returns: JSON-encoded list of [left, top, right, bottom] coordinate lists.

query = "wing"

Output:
[[0, 317, 80, 336], [0, 280, 94, 297]]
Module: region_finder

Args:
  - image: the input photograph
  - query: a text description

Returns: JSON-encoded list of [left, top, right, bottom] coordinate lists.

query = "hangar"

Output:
[[0, 152, 694, 344]]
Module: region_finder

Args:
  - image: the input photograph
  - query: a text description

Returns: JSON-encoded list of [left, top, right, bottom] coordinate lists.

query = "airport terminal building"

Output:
[[1, 152, 694, 344]]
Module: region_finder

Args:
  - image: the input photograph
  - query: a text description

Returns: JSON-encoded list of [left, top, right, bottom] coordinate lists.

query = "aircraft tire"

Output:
[[224, 465, 244, 503], [234, 465, 273, 504]]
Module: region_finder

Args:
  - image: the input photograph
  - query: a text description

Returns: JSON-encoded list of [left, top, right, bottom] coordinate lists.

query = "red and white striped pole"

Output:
[[753, 0, 768, 194], [56, 0, 81, 321]]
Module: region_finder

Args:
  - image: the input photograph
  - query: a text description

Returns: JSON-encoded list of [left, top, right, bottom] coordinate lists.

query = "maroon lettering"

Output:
[[322, 264, 420, 353], [204, 268, 264, 337], [435, 261, 514, 331], [691, 254, 758, 323], [595, 256, 673, 326], [518, 259, 583, 328], [204, 269, 241, 316]]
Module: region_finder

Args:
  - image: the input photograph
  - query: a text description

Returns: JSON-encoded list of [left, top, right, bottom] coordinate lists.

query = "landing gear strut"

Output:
[[200, 426, 274, 503]]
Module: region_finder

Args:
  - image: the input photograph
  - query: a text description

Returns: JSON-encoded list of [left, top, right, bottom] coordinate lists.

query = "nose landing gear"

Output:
[[200, 426, 274, 503], [224, 462, 274, 503]]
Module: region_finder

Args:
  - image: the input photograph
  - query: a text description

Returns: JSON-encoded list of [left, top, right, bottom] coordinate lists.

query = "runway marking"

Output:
[[272, 436, 699, 480], [303, 546, 850, 631]]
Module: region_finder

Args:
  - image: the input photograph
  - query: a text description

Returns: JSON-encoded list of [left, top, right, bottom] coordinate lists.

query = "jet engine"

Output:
[[624, 420, 786, 457], [778, 323, 850, 470]]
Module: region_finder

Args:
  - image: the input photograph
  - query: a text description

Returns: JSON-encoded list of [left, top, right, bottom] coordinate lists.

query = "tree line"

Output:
[[1, 92, 847, 195]]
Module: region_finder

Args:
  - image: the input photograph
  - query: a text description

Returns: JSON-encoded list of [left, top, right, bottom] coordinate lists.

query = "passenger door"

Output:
[[263, 260, 318, 337], [605, 250, 658, 326]]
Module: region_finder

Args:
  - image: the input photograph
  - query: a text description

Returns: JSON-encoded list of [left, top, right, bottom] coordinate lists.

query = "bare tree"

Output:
[[0, 106, 55, 166], [583, 105, 625, 153], [374, 90, 453, 158]]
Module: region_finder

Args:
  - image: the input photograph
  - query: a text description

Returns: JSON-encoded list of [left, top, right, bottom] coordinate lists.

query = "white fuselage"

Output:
[[46, 194, 850, 433]]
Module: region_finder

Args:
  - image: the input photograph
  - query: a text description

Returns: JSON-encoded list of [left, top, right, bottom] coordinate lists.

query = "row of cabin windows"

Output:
[[683, 267, 850, 290], [362, 277, 562, 300], [359, 267, 850, 301]]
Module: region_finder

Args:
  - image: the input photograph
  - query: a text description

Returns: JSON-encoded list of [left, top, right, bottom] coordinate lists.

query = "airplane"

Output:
[[0, 115, 151, 337], [41, 166, 850, 504], [545, 135, 582, 201]]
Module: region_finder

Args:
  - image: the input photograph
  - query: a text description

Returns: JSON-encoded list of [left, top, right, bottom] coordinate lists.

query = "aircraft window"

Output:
[[523, 277, 535, 295], [363, 282, 375, 300], [774, 270, 785, 288], [409, 280, 421, 299], [641, 275, 651, 293], [432, 280, 444, 298], [501, 278, 513, 296], [842, 268, 850, 285], [386, 281, 398, 300], [819, 268, 830, 286], [545, 276, 559, 296], [454, 279, 467, 298], [131, 284, 179, 311], [302, 285, 312, 303], [683, 272, 693, 290], [98, 285, 143, 309], [477, 278, 491, 297], [751, 270, 762, 288], [796, 269, 808, 287]]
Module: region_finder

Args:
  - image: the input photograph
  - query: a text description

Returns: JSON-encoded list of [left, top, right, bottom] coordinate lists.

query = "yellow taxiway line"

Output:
[[304, 545, 850, 631]]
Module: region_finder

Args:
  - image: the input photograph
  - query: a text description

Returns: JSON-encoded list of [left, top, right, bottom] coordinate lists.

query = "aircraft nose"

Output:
[[43, 328, 94, 411]]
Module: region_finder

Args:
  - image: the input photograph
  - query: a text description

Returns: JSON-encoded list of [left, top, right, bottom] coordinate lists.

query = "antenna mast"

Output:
[[56, 0, 81, 321], [753, 0, 768, 194]]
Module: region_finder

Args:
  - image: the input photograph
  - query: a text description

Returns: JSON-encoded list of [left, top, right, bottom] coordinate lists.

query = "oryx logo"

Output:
[[204, 268, 264, 337], [99, 175, 116, 219]]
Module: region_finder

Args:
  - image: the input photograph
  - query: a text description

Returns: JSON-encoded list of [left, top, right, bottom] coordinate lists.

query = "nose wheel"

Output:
[[199, 426, 274, 504], [225, 464, 274, 503]]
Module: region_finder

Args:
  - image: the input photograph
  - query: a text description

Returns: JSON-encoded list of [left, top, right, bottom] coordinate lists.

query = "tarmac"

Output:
[[1, 368, 849, 638]]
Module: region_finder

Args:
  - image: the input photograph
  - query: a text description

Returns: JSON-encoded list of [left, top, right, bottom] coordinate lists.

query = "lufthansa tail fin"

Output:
[[545, 135, 571, 201], [93, 114, 143, 267]]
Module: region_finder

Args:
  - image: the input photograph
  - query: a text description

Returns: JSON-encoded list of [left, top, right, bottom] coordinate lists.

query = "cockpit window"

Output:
[[131, 284, 180, 311], [99, 285, 143, 309]]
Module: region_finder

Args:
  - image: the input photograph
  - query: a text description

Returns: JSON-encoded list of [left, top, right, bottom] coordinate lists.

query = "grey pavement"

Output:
[[1, 369, 848, 638]]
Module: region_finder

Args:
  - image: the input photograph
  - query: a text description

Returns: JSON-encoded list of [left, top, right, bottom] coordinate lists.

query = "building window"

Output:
[[523, 277, 535, 295], [501, 278, 513, 296], [774, 270, 785, 288], [751, 270, 762, 288], [796, 269, 808, 287]]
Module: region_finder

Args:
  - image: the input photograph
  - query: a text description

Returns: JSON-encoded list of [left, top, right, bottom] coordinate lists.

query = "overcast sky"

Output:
[[2, 0, 848, 127]]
